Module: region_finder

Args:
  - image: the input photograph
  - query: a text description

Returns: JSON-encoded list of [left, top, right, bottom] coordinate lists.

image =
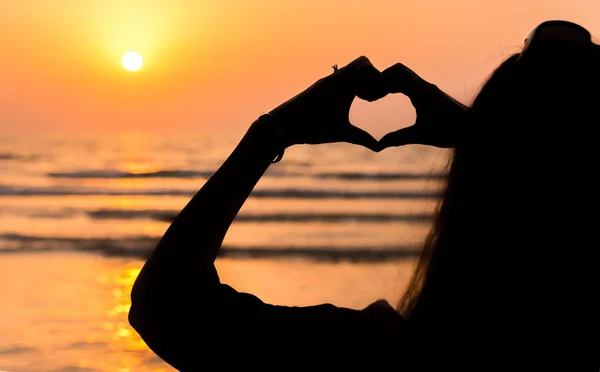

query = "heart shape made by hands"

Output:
[[269, 58, 465, 152], [351, 62, 467, 150], [349, 93, 416, 142]]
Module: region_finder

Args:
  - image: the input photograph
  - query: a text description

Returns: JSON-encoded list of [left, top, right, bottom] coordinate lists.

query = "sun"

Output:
[[122, 51, 144, 72]]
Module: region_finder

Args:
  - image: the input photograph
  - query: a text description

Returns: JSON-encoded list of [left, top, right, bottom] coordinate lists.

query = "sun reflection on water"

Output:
[[100, 266, 175, 371], [110, 268, 145, 348]]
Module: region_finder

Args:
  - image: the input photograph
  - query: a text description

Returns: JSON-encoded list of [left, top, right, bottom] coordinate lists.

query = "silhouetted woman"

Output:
[[129, 21, 598, 370]]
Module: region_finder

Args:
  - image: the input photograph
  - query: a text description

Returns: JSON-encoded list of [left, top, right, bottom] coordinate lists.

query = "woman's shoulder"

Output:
[[260, 298, 413, 367], [261, 297, 407, 338], [219, 283, 405, 326], [142, 283, 413, 370]]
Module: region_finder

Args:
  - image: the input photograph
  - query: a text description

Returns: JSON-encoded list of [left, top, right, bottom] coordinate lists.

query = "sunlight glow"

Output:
[[122, 51, 143, 72]]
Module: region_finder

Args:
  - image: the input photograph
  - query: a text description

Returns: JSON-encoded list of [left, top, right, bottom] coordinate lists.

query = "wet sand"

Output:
[[0, 252, 416, 372]]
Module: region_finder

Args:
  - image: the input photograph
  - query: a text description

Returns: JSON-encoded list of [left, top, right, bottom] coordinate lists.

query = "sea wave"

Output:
[[0, 152, 38, 161], [47, 169, 446, 181], [0, 233, 421, 262], [315, 171, 447, 181], [0, 153, 19, 160], [46, 169, 297, 179], [0, 207, 434, 224], [47, 170, 216, 179], [87, 209, 434, 224], [0, 185, 441, 199]]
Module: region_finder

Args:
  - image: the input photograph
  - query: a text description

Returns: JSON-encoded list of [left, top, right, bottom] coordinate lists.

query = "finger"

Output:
[[354, 62, 388, 102], [371, 299, 392, 307], [341, 124, 381, 152], [378, 125, 421, 149], [332, 56, 388, 101], [381, 63, 424, 96], [324, 56, 371, 85], [337, 56, 372, 76], [367, 299, 394, 310]]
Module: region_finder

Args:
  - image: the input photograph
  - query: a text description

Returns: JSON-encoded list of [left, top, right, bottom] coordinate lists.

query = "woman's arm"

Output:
[[129, 55, 383, 315], [128, 57, 408, 370], [129, 117, 279, 313], [129, 56, 381, 310]]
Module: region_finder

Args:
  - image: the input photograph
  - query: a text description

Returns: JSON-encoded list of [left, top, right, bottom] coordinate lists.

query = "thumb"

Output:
[[379, 125, 421, 149], [341, 124, 381, 152]]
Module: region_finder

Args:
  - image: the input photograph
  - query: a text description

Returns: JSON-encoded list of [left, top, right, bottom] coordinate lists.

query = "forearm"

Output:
[[131, 118, 281, 302]]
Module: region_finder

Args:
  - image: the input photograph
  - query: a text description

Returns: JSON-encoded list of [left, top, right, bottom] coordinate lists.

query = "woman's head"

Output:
[[399, 20, 598, 357]]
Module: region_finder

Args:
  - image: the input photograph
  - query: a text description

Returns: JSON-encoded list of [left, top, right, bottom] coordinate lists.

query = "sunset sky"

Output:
[[0, 0, 598, 136]]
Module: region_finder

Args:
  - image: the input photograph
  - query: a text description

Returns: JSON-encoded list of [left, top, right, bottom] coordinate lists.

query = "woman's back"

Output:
[[399, 22, 598, 367]]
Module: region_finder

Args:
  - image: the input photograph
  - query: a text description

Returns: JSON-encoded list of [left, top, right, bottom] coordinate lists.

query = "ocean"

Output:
[[0, 131, 449, 371]]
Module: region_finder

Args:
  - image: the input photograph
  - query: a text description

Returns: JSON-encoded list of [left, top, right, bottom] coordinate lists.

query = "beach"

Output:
[[0, 132, 447, 371], [1, 253, 417, 371]]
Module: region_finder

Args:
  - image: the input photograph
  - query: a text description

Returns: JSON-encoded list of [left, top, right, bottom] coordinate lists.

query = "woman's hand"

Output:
[[269, 56, 384, 152], [378, 63, 468, 149]]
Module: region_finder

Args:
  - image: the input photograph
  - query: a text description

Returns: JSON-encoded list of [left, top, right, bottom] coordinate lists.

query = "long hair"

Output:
[[398, 39, 598, 362]]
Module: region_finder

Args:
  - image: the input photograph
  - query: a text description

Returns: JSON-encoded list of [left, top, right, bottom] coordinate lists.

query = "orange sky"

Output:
[[0, 0, 598, 136]]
